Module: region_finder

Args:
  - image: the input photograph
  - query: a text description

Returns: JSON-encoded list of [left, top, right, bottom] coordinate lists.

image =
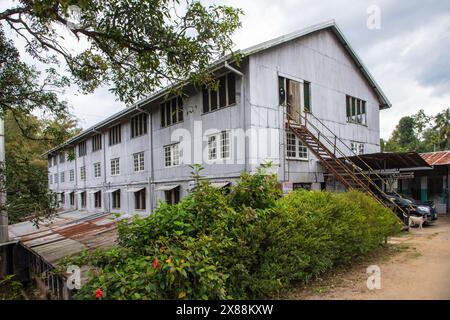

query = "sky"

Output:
[[2, 0, 450, 140]]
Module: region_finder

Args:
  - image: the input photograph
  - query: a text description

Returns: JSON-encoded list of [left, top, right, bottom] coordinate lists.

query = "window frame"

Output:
[[202, 73, 237, 114], [207, 131, 231, 161], [92, 134, 102, 152], [160, 97, 184, 128], [80, 166, 86, 181], [110, 158, 120, 176], [134, 189, 146, 210], [93, 162, 101, 178], [346, 95, 367, 126], [69, 169, 75, 182], [109, 123, 122, 146], [78, 141, 87, 157], [133, 152, 145, 172], [164, 143, 180, 168], [130, 113, 148, 138], [286, 131, 308, 161], [59, 152, 65, 164]]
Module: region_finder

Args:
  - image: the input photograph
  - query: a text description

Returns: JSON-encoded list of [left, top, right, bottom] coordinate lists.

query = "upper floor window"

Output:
[[69, 169, 75, 182], [164, 143, 180, 167], [109, 124, 122, 145], [133, 152, 145, 172], [48, 157, 53, 168], [131, 113, 147, 138], [78, 141, 87, 157], [207, 131, 231, 161], [111, 158, 120, 176], [80, 166, 86, 180], [160, 97, 183, 127], [286, 131, 308, 160], [92, 134, 102, 152], [351, 141, 365, 155], [346, 95, 367, 125], [54, 173, 58, 184], [59, 152, 65, 164], [49, 174, 53, 184], [94, 162, 101, 178], [202, 73, 236, 113], [60, 172, 65, 183]]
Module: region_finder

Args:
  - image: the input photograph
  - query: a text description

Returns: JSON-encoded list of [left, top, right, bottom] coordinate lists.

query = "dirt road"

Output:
[[287, 215, 450, 300]]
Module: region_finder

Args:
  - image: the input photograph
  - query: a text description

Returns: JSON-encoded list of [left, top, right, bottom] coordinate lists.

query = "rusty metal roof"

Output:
[[8, 211, 119, 265], [343, 152, 432, 170], [420, 151, 450, 166]]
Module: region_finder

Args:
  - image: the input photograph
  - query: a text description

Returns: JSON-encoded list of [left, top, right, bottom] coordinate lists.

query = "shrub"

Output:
[[70, 166, 401, 300]]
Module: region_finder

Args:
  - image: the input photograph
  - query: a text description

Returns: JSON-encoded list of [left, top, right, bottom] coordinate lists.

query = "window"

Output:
[[160, 97, 183, 127], [286, 132, 308, 160], [351, 142, 365, 155], [134, 189, 146, 210], [54, 173, 58, 184], [92, 134, 102, 152], [131, 113, 148, 138], [133, 152, 145, 172], [112, 190, 121, 209], [80, 166, 86, 180], [202, 73, 236, 113], [70, 192, 75, 206], [61, 192, 65, 205], [164, 143, 180, 167], [80, 191, 87, 208], [94, 162, 101, 178], [111, 158, 120, 176], [109, 124, 121, 145], [60, 172, 65, 183], [165, 187, 180, 205], [69, 169, 75, 182], [207, 131, 231, 161], [59, 152, 65, 163], [53, 157, 57, 166], [346, 95, 367, 125], [78, 141, 87, 157], [49, 174, 53, 184], [94, 191, 102, 208], [304, 81, 311, 112], [48, 156, 53, 168]]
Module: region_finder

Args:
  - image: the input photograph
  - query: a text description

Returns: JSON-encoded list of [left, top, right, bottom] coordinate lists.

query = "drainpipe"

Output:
[[224, 61, 247, 172], [0, 117, 8, 244]]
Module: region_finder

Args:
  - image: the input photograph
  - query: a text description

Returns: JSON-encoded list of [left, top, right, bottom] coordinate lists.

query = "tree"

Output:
[[385, 116, 419, 152], [433, 108, 450, 150], [0, 0, 243, 104], [1, 111, 81, 225]]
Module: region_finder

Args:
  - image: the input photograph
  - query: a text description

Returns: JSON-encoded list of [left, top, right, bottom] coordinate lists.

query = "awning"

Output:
[[126, 187, 145, 193], [105, 188, 120, 194], [210, 181, 231, 188], [342, 152, 432, 170], [155, 184, 179, 192], [88, 189, 101, 194]]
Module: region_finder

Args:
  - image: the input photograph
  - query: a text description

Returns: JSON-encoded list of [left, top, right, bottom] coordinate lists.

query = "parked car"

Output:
[[384, 192, 438, 225]]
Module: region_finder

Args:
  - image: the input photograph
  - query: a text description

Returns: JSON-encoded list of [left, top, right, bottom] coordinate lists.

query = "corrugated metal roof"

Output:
[[44, 21, 391, 156], [420, 151, 450, 166], [8, 211, 118, 265], [344, 152, 432, 170]]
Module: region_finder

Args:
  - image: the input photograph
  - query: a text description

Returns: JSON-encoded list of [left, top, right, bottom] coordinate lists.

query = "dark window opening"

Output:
[[94, 191, 102, 208], [134, 189, 146, 210], [165, 187, 180, 205], [112, 190, 121, 209], [202, 73, 236, 113]]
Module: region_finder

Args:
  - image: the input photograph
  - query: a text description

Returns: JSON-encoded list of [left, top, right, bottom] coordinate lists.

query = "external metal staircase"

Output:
[[284, 109, 410, 224]]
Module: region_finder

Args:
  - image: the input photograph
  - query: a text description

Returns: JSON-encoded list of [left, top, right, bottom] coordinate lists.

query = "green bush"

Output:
[[71, 165, 401, 300]]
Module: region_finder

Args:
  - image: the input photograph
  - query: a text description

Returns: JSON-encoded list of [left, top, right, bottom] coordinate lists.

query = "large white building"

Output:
[[46, 21, 391, 216]]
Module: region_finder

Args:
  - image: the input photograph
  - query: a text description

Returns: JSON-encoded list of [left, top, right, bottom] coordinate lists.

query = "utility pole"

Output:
[[0, 116, 8, 243]]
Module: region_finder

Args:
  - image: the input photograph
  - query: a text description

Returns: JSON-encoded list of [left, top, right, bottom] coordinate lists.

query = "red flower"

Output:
[[95, 288, 103, 299], [153, 259, 158, 269]]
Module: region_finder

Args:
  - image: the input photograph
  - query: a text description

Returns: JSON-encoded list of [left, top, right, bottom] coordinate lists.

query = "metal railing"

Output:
[[284, 107, 410, 220]]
